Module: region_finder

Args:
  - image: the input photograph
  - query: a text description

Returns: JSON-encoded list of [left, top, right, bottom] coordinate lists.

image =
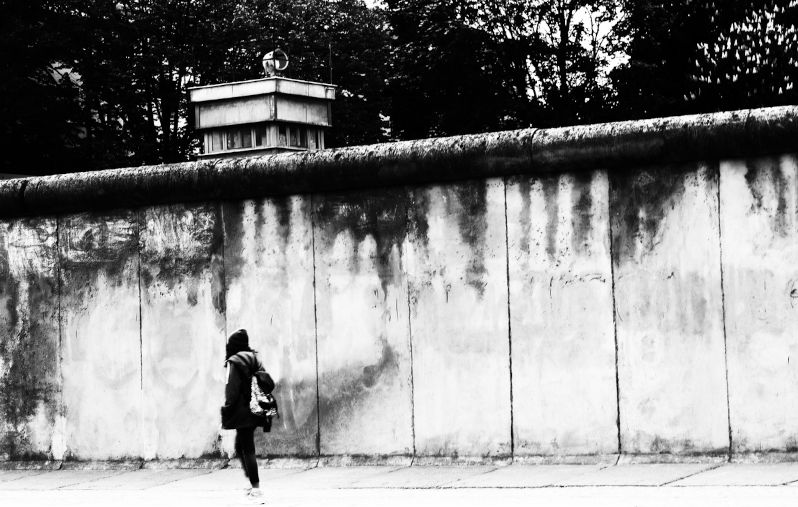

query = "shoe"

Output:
[[247, 487, 265, 504]]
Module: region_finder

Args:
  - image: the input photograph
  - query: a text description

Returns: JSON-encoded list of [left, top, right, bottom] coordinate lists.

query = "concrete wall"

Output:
[[407, 180, 511, 458], [3, 108, 798, 463], [507, 171, 618, 458], [612, 164, 729, 456], [721, 156, 798, 454], [0, 218, 62, 460]]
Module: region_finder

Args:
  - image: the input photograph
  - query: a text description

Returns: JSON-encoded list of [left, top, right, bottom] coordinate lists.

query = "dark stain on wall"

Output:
[[59, 212, 138, 281], [515, 177, 532, 256], [0, 231, 19, 334], [254, 376, 319, 458], [407, 186, 431, 251], [448, 182, 489, 296], [571, 171, 595, 255], [316, 338, 407, 454], [222, 196, 300, 284], [272, 195, 293, 245], [610, 164, 701, 263], [222, 201, 247, 283], [59, 213, 139, 325], [0, 219, 60, 460], [314, 188, 415, 299], [210, 209, 226, 318], [744, 157, 793, 237], [541, 175, 560, 262], [139, 203, 224, 292], [319, 339, 399, 411], [512, 173, 594, 264]]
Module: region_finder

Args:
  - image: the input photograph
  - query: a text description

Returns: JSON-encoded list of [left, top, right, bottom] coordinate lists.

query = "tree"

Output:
[[3, 0, 391, 173], [688, 0, 798, 111], [386, 0, 528, 139], [472, 0, 623, 126], [185, 0, 392, 147], [609, 0, 754, 119], [0, 0, 86, 175]]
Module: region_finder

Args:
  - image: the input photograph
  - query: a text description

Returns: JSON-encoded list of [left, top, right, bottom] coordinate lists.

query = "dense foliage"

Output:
[[2, 0, 797, 175]]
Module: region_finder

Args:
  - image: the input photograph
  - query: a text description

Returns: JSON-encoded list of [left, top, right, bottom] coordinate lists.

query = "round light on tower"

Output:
[[262, 49, 289, 77]]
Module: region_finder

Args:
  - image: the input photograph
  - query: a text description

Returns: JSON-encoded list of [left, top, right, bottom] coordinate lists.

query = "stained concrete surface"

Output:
[[138, 203, 227, 459], [6, 152, 798, 465], [59, 211, 142, 460], [223, 197, 318, 457], [720, 156, 798, 454], [407, 179, 512, 457], [611, 163, 729, 455], [0, 218, 62, 460], [507, 171, 618, 457], [313, 189, 414, 456]]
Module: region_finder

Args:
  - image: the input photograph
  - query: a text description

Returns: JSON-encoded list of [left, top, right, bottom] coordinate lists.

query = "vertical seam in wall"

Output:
[[136, 210, 143, 391], [219, 203, 228, 339], [716, 161, 733, 462], [218, 202, 228, 459], [55, 215, 64, 460], [607, 172, 622, 456], [502, 177, 515, 461], [310, 193, 321, 459], [405, 196, 417, 463]]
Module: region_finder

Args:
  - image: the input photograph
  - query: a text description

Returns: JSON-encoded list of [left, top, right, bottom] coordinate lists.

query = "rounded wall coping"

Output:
[[1, 105, 796, 218]]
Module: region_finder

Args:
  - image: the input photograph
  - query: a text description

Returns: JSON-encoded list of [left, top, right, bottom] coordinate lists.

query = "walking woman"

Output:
[[222, 329, 267, 501]]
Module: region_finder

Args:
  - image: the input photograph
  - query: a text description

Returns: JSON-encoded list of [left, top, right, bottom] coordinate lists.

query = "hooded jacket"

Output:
[[222, 350, 266, 429]]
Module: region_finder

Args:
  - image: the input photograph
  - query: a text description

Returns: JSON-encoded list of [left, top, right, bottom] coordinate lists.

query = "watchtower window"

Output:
[[210, 131, 223, 152], [240, 128, 252, 148], [255, 126, 268, 147], [226, 129, 239, 149]]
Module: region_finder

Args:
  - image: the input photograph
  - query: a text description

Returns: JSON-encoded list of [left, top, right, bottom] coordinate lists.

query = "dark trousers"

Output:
[[235, 427, 259, 487]]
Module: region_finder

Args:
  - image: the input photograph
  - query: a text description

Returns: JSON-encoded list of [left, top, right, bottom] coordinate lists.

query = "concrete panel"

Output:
[[139, 203, 226, 459], [196, 95, 274, 129], [556, 463, 712, 486], [58, 212, 142, 460], [61, 469, 212, 490], [313, 190, 414, 456], [455, 464, 604, 488], [350, 466, 495, 488], [275, 96, 331, 126], [611, 163, 729, 455], [507, 171, 618, 456], [0, 218, 63, 460], [720, 155, 798, 453], [223, 197, 317, 457], [672, 463, 798, 486], [0, 470, 122, 490], [261, 467, 402, 490], [156, 468, 300, 491], [406, 179, 511, 457]]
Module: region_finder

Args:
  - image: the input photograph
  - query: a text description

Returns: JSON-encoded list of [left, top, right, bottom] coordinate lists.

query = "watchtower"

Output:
[[188, 49, 335, 158]]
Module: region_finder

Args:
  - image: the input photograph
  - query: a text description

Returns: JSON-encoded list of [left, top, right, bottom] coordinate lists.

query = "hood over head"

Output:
[[226, 329, 251, 361]]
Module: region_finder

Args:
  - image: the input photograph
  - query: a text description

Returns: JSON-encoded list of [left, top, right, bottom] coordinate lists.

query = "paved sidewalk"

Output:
[[2, 463, 798, 506]]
